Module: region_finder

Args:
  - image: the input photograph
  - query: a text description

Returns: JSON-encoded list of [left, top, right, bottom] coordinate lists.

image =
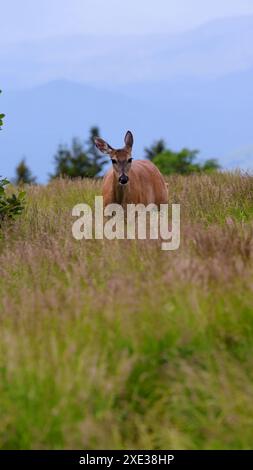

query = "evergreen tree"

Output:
[[15, 158, 36, 185], [51, 127, 106, 179], [86, 126, 107, 177], [144, 139, 166, 161], [52, 138, 92, 179]]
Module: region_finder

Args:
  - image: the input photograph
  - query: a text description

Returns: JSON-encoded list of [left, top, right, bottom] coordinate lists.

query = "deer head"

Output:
[[94, 131, 134, 185]]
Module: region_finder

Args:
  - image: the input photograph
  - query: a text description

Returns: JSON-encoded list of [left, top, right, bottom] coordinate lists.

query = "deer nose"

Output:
[[119, 174, 129, 185]]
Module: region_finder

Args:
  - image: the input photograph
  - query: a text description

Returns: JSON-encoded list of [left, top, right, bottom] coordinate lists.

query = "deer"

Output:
[[94, 131, 168, 208]]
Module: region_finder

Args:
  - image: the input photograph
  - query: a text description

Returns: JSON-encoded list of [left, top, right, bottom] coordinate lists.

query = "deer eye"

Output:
[[111, 159, 117, 164], [128, 158, 133, 163]]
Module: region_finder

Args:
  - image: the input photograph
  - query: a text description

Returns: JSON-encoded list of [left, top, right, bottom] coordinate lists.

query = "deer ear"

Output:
[[94, 137, 113, 155], [124, 131, 134, 149]]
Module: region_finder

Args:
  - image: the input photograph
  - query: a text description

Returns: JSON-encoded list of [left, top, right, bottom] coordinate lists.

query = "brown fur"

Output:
[[103, 160, 168, 207], [94, 131, 168, 208]]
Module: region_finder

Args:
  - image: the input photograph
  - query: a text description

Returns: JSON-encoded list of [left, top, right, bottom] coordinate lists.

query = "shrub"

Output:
[[145, 138, 220, 175], [0, 90, 4, 130], [0, 178, 25, 226], [0, 91, 25, 226]]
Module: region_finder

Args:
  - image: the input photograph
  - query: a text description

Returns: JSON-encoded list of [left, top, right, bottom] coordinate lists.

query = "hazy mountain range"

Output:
[[1, 15, 253, 181]]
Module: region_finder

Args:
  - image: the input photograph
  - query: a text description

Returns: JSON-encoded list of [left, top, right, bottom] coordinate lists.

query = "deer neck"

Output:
[[113, 172, 129, 205]]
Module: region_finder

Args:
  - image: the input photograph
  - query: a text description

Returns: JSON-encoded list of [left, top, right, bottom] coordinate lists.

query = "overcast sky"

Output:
[[1, 0, 253, 43]]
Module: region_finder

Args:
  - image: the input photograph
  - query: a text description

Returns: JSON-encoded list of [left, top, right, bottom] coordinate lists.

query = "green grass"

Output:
[[0, 172, 253, 449]]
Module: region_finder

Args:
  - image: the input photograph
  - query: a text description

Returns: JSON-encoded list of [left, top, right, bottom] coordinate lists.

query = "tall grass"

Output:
[[0, 172, 253, 449]]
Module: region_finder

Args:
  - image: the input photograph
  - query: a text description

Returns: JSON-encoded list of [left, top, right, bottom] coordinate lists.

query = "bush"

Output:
[[0, 114, 4, 130], [0, 178, 25, 226], [153, 148, 220, 175], [145, 138, 220, 175], [0, 91, 25, 226], [0, 90, 4, 130]]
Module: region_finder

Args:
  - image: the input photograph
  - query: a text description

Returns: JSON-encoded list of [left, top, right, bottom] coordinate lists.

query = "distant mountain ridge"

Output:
[[1, 15, 253, 181], [1, 69, 253, 182], [1, 15, 253, 89]]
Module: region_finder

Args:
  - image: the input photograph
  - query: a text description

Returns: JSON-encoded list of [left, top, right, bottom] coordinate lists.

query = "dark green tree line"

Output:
[[51, 126, 107, 179], [145, 140, 220, 175]]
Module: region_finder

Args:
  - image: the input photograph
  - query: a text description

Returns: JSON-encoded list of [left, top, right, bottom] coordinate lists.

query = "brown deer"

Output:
[[94, 131, 168, 208]]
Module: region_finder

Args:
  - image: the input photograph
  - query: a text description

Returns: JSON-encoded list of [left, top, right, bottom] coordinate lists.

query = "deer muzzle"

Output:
[[118, 174, 129, 185]]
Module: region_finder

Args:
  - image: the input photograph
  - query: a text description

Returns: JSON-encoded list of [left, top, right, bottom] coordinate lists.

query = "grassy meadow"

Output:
[[0, 172, 253, 449]]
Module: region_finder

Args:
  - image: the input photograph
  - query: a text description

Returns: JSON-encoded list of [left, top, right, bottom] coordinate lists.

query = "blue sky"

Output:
[[1, 1, 253, 180], [1, 0, 253, 42]]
